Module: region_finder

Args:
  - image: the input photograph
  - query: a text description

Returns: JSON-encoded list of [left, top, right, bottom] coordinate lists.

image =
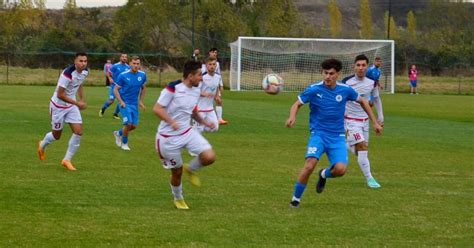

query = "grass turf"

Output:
[[0, 85, 473, 246]]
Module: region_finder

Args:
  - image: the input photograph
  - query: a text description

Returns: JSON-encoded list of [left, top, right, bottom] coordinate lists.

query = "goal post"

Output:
[[229, 37, 395, 93]]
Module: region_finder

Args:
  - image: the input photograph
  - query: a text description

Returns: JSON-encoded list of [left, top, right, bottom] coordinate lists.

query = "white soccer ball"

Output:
[[262, 73, 284, 95]]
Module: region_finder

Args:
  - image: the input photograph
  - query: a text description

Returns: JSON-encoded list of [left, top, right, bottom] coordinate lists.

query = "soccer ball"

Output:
[[262, 73, 284, 95]]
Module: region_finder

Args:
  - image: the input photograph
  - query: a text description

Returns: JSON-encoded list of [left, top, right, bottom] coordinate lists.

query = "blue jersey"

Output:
[[366, 65, 381, 83], [298, 81, 359, 134], [116, 70, 147, 106], [110, 62, 131, 83]]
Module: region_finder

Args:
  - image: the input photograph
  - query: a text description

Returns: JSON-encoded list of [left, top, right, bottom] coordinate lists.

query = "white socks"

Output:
[[216, 106, 223, 121], [41, 132, 57, 149], [357, 151, 372, 179], [188, 157, 203, 172], [64, 134, 81, 161], [170, 183, 183, 200]]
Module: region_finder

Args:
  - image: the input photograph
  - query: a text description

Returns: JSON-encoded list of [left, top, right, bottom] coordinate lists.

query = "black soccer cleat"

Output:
[[289, 200, 300, 208], [316, 169, 327, 193]]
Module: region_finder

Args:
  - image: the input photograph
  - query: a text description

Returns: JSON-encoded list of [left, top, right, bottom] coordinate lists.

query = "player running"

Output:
[[37, 52, 89, 171], [112, 56, 147, 151], [287, 58, 383, 208], [99, 53, 130, 119], [343, 54, 385, 188], [153, 60, 217, 210], [196, 56, 221, 133]]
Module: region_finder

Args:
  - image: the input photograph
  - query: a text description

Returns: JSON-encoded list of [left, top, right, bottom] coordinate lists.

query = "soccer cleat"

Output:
[[316, 169, 327, 193], [113, 131, 122, 147], [289, 200, 300, 208], [174, 199, 189, 210], [121, 143, 131, 151], [113, 114, 120, 120], [183, 165, 201, 187], [61, 160, 77, 171], [37, 140, 45, 161], [218, 119, 228, 125], [99, 109, 104, 117], [367, 177, 381, 189]]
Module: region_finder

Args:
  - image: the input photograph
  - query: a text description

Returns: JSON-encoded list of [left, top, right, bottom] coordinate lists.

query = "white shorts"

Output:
[[155, 128, 212, 169], [345, 118, 369, 146], [196, 110, 219, 133], [50, 101, 82, 131]]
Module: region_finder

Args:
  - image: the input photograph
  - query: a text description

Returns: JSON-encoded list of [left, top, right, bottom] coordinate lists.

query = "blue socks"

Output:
[[323, 168, 334, 179], [122, 135, 128, 144], [102, 101, 111, 110], [113, 105, 120, 115], [118, 129, 123, 136], [293, 182, 307, 200]]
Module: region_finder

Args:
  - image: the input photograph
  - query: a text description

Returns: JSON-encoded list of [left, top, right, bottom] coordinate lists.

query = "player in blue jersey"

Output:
[[286, 58, 383, 208], [112, 56, 147, 151], [99, 53, 130, 119], [365, 57, 384, 124]]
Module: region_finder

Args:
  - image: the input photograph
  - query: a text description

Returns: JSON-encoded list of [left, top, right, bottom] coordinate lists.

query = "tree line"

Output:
[[0, 0, 473, 75]]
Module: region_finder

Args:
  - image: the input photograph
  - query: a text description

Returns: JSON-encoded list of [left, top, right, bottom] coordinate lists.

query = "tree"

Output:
[[359, 0, 372, 39], [64, 0, 76, 9], [406, 10, 416, 42], [384, 11, 398, 40], [327, 0, 342, 38]]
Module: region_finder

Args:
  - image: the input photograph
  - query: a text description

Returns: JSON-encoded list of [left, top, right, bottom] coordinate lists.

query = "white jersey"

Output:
[[202, 62, 223, 86], [343, 75, 377, 119], [51, 65, 89, 108], [198, 72, 222, 112], [156, 80, 200, 136]]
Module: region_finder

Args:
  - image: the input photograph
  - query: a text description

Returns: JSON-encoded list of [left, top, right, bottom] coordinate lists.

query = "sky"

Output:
[[45, 0, 127, 9]]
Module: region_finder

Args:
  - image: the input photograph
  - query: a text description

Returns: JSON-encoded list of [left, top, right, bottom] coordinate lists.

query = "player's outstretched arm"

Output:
[[286, 100, 303, 128], [358, 97, 383, 135], [153, 103, 179, 130], [372, 95, 384, 125]]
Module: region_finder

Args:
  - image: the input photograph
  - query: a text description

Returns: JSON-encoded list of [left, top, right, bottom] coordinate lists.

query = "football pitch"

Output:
[[1, 85, 473, 246]]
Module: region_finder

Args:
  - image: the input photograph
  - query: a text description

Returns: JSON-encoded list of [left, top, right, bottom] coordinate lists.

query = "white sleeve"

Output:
[[157, 88, 174, 107], [57, 74, 70, 89], [372, 88, 384, 123]]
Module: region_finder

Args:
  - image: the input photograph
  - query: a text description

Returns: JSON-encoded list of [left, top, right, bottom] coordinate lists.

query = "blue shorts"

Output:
[[120, 104, 139, 126], [108, 84, 116, 100], [410, 80, 417, 87], [306, 131, 348, 166]]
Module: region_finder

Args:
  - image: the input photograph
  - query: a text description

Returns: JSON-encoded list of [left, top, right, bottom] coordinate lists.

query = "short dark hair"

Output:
[[183, 60, 202, 78], [209, 47, 218, 53], [374, 57, 381, 61], [321, 58, 342, 72], [354, 54, 369, 64], [75, 52, 87, 58]]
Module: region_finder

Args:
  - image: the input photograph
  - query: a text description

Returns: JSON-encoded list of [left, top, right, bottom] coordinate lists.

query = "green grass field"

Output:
[[1, 85, 473, 246]]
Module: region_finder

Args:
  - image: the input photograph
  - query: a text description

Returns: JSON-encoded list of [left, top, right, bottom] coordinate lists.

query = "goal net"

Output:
[[229, 37, 395, 93]]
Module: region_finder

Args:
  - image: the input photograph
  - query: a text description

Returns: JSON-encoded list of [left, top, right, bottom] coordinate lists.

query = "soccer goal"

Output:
[[229, 37, 395, 93]]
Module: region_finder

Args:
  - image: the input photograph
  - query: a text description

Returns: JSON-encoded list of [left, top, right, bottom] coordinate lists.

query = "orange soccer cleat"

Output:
[[37, 140, 45, 161], [61, 160, 77, 171], [218, 119, 229, 125]]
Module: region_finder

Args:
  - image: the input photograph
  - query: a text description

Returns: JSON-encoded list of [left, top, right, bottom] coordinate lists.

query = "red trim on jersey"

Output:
[[345, 116, 369, 122], [199, 109, 214, 112], [165, 85, 175, 93], [63, 73, 72, 80], [159, 127, 192, 138], [156, 139, 164, 159], [50, 100, 72, 109]]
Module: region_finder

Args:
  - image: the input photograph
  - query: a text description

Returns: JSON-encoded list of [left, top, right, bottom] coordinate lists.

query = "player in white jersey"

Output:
[[343, 54, 384, 188], [201, 48, 228, 125], [37, 52, 89, 171], [196, 56, 221, 133], [153, 60, 217, 210]]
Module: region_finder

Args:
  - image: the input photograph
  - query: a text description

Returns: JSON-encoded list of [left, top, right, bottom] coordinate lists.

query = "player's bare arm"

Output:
[[358, 97, 383, 135], [139, 85, 147, 110], [192, 108, 215, 129], [76, 85, 87, 110], [113, 85, 126, 108], [286, 100, 303, 128], [153, 103, 179, 130], [107, 71, 114, 84], [57, 86, 86, 110]]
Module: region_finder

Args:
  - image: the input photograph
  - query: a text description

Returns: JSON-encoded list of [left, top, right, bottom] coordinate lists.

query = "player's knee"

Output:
[[355, 142, 368, 151], [52, 131, 62, 140], [200, 149, 216, 165], [332, 163, 347, 177]]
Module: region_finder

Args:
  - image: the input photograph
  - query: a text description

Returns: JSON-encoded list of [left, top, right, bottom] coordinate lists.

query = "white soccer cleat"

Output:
[[113, 131, 122, 147], [121, 143, 131, 151]]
